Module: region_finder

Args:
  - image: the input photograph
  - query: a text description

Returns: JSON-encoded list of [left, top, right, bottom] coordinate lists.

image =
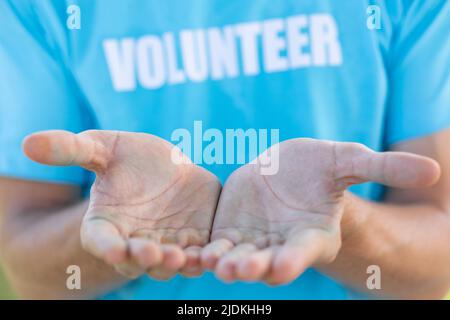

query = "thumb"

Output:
[[335, 143, 441, 189], [22, 130, 109, 173]]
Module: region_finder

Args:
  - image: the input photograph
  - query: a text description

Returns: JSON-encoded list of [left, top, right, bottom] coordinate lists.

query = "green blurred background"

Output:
[[0, 264, 15, 299], [0, 262, 448, 300]]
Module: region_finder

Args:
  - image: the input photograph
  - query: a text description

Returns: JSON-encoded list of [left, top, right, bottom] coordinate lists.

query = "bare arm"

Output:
[[322, 129, 450, 299], [0, 179, 127, 299], [200, 131, 447, 299]]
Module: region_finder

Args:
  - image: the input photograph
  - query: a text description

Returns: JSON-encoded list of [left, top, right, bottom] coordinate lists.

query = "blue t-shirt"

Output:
[[1, 0, 450, 299]]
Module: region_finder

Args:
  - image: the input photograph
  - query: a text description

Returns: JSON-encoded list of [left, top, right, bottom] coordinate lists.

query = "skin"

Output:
[[0, 130, 221, 298], [201, 138, 441, 286], [0, 129, 449, 299], [322, 130, 450, 299]]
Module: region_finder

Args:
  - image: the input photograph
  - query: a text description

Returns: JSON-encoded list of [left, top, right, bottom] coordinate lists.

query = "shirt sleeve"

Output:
[[0, 0, 90, 185], [385, 0, 450, 146]]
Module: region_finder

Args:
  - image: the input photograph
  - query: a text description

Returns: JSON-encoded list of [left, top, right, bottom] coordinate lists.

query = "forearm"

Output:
[[0, 200, 127, 299], [320, 193, 450, 299]]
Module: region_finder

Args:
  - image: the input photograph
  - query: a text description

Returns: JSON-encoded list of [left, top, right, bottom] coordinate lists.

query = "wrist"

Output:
[[340, 191, 370, 242]]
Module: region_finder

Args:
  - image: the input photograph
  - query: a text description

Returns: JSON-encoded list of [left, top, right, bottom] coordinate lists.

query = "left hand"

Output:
[[23, 130, 221, 280], [201, 138, 440, 285]]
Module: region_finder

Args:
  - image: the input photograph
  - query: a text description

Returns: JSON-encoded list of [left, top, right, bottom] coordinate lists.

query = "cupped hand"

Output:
[[201, 139, 440, 285], [23, 130, 221, 279]]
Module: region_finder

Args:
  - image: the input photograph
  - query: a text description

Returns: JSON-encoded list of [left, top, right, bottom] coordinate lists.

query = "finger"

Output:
[[215, 243, 257, 282], [80, 217, 127, 265], [266, 233, 326, 285], [161, 244, 187, 270], [180, 246, 203, 277], [147, 267, 177, 281], [200, 238, 234, 270], [129, 238, 163, 269], [236, 247, 276, 281], [147, 245, 186, 281], [335, 143, 441, 189], [114, 262, 145, 279], [22, 130, 109, 172], [176, 228, 209, 248]]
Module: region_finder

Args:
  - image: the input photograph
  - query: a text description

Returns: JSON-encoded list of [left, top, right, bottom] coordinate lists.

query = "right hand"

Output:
[[201, 138, 439, 285], [23, 130, 221, 279]]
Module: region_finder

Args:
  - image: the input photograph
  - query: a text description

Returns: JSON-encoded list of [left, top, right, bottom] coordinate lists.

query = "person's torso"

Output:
[[38, 0, 400, 299]]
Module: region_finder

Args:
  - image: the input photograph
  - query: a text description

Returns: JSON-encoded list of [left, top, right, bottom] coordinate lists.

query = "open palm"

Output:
[[23, 130, 221, 279], [201, 139, 439, 285]]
